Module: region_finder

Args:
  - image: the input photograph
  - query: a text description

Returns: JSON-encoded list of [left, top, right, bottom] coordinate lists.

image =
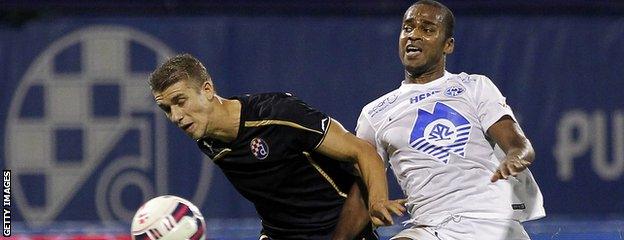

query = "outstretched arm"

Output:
[[316, 119, 405, 227], [487, 116, 535, 182]]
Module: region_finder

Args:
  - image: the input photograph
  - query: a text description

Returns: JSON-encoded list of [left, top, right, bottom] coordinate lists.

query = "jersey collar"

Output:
[[400, 70, 452, 90]]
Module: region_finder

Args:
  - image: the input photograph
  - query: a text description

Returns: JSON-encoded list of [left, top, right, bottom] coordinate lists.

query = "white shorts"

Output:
[[391, 215, 530, 240]]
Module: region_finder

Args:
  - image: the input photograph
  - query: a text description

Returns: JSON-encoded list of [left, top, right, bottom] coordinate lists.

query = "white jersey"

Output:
[[356, 71, 545, 226]]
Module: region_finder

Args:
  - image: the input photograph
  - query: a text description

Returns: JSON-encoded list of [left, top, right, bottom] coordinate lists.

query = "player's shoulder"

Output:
[[236, 92, 302, 119], [241, 92, 296, 104], [445, 72, 495, 91], [240, 92, 304, 109], [242, 92, 318, 120], [446, 72, 491, 84], [361, 88, 402, 120]]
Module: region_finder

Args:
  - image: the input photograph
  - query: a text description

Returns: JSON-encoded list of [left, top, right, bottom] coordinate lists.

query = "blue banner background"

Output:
[[1, 14, 622, 227]]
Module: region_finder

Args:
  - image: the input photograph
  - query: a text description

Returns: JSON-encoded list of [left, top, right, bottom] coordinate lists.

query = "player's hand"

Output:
[[491, 155, 532, 182], [369, 199, 407, 226]]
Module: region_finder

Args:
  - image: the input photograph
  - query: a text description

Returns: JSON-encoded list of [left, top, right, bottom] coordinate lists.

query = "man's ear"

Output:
[[202, 80, 215, 100], [444, 37, 455, 55]]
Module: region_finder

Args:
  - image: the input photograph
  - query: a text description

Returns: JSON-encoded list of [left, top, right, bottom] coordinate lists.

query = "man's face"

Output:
[[153, 79, 212, 140], [399, 4, 453, 75]]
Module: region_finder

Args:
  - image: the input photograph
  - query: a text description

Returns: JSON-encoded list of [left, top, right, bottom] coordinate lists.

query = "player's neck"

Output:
[[405, 62, 446, 84], [207, 98, 241, 143], [405, 69, 445, 84]]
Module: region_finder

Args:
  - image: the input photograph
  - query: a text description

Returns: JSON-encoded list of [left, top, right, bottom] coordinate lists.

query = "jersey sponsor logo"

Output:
[[409, 90, 440, 104], [250, 138, 269, 160], [409, 103, 471, 163], [444, 85, 465, 97], [368, 93, 399, 117]]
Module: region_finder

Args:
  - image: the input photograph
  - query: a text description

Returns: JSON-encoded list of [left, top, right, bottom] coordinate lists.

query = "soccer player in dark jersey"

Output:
[[149, 53, 406, 240]]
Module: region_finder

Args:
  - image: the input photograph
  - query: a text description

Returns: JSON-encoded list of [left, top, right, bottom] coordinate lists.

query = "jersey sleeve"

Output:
[[356, 109, 389, 163], [355, 111, 375, 145], [271, 94, 331, 151], [475, 76, 517, 133]]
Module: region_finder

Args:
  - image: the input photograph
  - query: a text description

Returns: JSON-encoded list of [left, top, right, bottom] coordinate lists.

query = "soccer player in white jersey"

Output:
[[356, 1, 545, 239]]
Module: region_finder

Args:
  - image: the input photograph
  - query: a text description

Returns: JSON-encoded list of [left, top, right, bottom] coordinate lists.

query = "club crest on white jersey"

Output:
[[409, 102, 471, 163]]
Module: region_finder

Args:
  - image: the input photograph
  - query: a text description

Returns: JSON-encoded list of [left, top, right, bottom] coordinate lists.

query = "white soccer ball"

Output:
[[131, 195, 206, 240]]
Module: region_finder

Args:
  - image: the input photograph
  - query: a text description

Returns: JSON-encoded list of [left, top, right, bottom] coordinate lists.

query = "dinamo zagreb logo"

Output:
[[250, 138, 269, 160], [409, 103, 471, 163], [3, 25, 213, 226]]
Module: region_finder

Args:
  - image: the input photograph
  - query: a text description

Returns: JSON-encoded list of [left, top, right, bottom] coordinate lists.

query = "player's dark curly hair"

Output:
[[149, 53, 213, 93], [412, 0, 455, 39]]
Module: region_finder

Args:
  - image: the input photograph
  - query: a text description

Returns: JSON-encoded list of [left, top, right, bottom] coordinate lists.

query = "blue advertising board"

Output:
[[0, 15, 622, 228]]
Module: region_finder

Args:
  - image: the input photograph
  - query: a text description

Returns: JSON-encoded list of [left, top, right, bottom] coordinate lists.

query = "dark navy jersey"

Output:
[[197, 93, 361, 238]]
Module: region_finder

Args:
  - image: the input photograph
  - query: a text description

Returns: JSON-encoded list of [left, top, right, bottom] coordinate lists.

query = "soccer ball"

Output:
[[131, 195, 206, 240]]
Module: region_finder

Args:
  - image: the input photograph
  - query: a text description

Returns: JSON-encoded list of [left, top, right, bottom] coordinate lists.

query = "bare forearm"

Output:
[[356, 147, 389, 206], [332, 182, 370, 240], [489, 118, 537, 181], [315, 120, 403, 226], [356, 146, 405, 226], [505, 139, 535, 163], [490, 117, 535, 164]]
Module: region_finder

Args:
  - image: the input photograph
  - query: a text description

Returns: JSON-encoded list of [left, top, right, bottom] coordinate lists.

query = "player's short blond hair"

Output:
[[149, 53, 213, 93]]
